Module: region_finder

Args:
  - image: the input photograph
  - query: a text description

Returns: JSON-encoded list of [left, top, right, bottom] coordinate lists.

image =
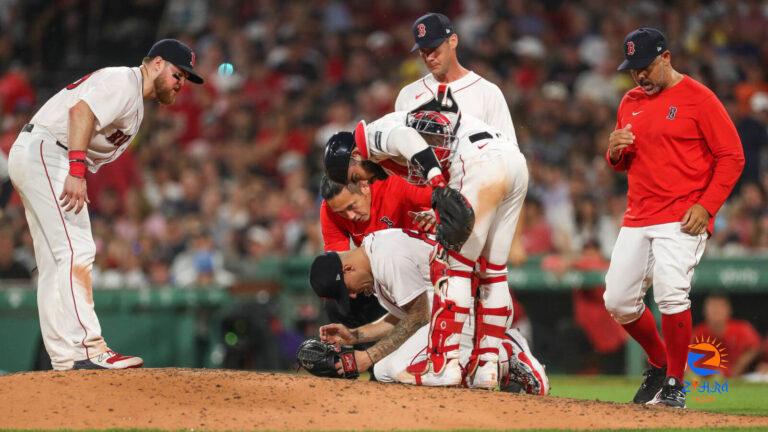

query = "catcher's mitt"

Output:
[[432, 186, 475, 251], [296, 339, 359, 379]]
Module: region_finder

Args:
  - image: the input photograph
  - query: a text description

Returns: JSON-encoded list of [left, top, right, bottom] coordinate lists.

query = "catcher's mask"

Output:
[[405, 110, 458, 184], [324, 132, 355, 185]]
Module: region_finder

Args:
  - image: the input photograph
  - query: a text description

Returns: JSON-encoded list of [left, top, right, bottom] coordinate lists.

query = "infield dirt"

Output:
[[1, 368, 767, 430]]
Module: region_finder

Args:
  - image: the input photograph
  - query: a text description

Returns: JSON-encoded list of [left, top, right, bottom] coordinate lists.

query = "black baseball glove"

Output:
[[432, 186, 475, 252], [296, 339, 359, 379]]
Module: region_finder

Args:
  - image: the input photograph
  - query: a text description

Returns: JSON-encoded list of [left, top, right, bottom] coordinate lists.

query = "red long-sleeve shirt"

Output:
[[607, 76, 745, 232], [320, 176, 433, 251]]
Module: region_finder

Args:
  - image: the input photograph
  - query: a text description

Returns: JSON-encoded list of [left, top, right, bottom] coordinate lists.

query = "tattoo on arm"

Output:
[[366, 293, 429, 363], [351, 328, 362, 343]]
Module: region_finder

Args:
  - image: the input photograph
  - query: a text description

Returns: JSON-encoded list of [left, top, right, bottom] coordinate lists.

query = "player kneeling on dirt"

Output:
[[299, 229, 548, 395]]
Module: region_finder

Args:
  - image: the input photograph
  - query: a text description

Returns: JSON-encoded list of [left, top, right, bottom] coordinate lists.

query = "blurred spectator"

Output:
[[171, 231, 234, 287], [692, 294, 761, 377], [0, 227, 31, 280]]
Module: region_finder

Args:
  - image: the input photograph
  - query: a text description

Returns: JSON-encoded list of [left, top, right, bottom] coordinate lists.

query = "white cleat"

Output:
[[398, 358, 463, 386], [72, 350, 144, 370], [470, 360, 500, 389], [501, 329, 549, 395]]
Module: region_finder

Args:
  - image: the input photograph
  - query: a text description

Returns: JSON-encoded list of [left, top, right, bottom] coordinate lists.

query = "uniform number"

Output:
[[107, 130, 131, 147], [66, 73, 94, 90]]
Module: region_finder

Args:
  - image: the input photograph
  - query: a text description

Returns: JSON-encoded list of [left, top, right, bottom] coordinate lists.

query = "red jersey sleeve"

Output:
[[696, 95, 745, 216], [400, 179, 433, 209], [607, 98, 632, 172], [320, 201, 351, 251]]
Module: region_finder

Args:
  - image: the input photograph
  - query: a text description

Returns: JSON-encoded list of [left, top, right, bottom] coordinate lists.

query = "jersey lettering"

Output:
[[66, 73, 94, 90], [106, 130, 132, 147]]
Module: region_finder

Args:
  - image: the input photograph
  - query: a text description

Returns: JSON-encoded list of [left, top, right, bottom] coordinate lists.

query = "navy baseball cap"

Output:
[[309, 252, 351, 315], [411, 13, 454, 52], [147, 39, 204, 84], [617, 28, 667, 71]]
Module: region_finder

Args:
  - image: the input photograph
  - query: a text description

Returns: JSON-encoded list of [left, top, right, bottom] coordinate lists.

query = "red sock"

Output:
[[661, 309, 692, 381], [622, 307, 667, 368]]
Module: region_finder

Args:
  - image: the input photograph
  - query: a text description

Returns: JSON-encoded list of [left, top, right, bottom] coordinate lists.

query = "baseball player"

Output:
[[323, 87, 528, 388], [309, 229, 548, 394], [605, 28, 744, 408], [7, 39, 204, 370], [319, 175, 433, 343], [396, 13, 516, 143]]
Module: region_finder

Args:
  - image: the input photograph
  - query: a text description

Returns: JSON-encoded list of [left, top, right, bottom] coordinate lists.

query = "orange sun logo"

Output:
[[688, 335, 728, 376]]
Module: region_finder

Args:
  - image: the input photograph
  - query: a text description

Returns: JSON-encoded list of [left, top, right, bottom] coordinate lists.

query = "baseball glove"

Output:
[[296, 339, 359, 379], [432, 186, 475, 251]]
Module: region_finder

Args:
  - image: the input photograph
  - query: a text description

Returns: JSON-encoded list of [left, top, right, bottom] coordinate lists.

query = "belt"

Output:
[[469, 131, 493, 143], [22, 123, 68, 151]]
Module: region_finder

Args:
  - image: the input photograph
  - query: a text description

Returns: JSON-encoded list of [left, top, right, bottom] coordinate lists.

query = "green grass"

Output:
[[548, 375, 768, 416]]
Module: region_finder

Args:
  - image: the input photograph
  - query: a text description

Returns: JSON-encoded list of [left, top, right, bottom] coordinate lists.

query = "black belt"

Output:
[[469, 131, 493, 143], [22, 123, 68, 151]]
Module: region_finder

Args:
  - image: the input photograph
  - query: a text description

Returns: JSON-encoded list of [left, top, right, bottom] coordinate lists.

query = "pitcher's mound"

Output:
[[1, 368, 766, 430]]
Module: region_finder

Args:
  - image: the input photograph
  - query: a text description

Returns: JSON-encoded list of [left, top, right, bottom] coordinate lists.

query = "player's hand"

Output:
[[319, 323, 357, 347], [335, 350, 371, 375], [680, 203, 710, 235], [409, 210, 436, 233], [608, 124, 634, 162], [59, 175, 90, 214]]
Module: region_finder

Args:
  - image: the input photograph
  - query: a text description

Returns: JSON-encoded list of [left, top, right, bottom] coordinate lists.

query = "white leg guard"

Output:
[[468, 264, 511, 389]]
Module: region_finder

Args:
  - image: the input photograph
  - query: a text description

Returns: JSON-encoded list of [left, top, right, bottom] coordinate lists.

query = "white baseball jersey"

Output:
[[30, 67, 145, 172], [362, 229, 434, 319], [356, 110, 512, 179], [395, 71, 517, 147]]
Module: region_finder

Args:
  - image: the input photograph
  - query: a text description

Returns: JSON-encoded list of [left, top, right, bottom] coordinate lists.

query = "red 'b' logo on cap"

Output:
[[190, 51, 196, 67], [417, 23, 427, 38], [626, 41, 635, 56]]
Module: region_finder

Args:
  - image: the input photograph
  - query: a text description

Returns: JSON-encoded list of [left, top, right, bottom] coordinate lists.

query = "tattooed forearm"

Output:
[[351, 328, 362, 343], [367, 293, 429, 363]]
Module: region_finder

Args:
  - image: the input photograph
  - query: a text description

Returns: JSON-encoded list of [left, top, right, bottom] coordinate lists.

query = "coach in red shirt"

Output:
[[318, 175, 433, 336], [603, 28, 744, 408]]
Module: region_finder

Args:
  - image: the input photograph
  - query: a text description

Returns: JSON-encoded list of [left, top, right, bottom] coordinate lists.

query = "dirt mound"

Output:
[[1, 368, 766, 430]]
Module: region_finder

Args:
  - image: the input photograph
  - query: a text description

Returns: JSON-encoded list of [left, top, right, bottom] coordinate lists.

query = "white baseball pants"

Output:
[[604, 222, 707, 324], [8, 128, 107, 370]]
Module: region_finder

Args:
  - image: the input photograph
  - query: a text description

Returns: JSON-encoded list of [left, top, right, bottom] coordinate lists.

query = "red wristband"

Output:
[[68, 151, 87, 178]]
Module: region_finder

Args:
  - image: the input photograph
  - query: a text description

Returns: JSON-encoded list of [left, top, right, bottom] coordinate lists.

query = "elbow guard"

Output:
[[411, 147, 442, 179]]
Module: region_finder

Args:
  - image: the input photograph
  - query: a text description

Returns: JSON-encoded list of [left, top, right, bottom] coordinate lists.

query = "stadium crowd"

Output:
[[1, 0, 767, 374]]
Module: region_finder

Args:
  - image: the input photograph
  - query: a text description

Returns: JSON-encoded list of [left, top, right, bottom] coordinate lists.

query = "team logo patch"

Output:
[[667, 106, 677, 120], [374, 131, 383, 151], [626, 41, 635, 56], [417, 23, 427, 38]]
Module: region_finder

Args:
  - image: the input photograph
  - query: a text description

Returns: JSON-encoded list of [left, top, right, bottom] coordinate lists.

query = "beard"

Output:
[[154, 75, 177, 105]]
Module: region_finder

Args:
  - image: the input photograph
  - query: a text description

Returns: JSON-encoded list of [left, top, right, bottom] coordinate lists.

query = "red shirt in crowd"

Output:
[[320, 176, 432, 251], [608, 76, 745, 233], [691, 319, 761, 377]]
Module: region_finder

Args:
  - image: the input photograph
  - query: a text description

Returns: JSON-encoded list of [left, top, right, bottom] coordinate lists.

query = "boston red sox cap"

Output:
[[309, 252, 351, 315], [617, 27, 667, 71], [411, 13, 455, 52], [147, 39, 204, 84]]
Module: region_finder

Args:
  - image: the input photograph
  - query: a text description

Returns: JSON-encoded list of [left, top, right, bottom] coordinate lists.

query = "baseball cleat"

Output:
[[647, 376, 686, 409], [72, 350, 144, 370], [398, 358, 463, 386], [500, 328, 549, 395], [632, 365, 667, 404], [470, 359, 499, 390]]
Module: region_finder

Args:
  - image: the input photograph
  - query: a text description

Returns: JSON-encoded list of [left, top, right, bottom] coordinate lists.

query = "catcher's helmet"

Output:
[[324, 131, 354, 184]]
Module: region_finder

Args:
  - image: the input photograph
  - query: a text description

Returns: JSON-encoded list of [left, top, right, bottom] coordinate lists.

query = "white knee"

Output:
[[654, 285, 691, 315], [603, 288, 644, 325]]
